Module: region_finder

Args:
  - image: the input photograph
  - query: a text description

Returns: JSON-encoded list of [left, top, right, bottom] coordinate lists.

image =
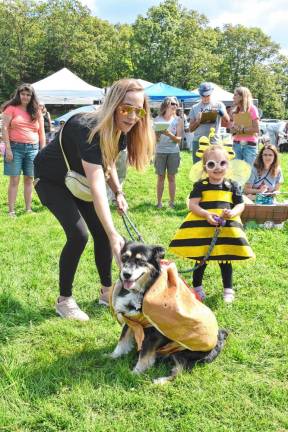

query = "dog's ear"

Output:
[[152, 246, 165, 261]]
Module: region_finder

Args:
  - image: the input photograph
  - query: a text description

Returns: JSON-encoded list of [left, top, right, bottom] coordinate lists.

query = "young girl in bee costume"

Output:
[[169, 143, 255, 303]]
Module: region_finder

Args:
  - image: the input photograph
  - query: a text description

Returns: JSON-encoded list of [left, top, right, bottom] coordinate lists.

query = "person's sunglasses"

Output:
[[205, 160, 228, 171], [170, 102, 178, 106], [118, 104, 146, 119]]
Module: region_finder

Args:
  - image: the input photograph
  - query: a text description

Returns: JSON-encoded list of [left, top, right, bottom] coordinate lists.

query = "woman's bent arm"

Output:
[[82, 160, 124, 266]]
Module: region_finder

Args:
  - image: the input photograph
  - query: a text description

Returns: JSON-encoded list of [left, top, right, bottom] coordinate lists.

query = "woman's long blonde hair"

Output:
[[88, 78, 155, 172], [233, 86, 253, 112]]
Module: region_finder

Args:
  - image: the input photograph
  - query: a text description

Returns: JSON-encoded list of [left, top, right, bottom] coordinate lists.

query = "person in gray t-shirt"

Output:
[[189, 82, 229, 163], [154, 96, 184, 209]]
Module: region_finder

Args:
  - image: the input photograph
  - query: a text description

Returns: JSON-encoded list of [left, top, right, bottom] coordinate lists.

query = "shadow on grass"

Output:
[[18, 347, 175, 400], [0, 293, 56, 345], [0, 293, 112, 346]]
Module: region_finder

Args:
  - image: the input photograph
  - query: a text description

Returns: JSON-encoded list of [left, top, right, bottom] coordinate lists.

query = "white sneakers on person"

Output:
[[223, 288, 235, 304], [55, 297, 89, 321]]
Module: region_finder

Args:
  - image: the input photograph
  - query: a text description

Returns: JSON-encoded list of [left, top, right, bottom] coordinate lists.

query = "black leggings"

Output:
[[193, 262, 232, 289], [35, 180, 112, 297]]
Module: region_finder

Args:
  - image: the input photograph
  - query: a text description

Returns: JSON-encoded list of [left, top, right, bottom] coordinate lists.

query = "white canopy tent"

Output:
[[136, 79, 153, 88], [33, 68, 104, 105]]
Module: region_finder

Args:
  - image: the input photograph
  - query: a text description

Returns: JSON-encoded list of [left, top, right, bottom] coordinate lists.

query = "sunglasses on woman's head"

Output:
[[118, 104, 146, 119], [205, 160, 228, 170]]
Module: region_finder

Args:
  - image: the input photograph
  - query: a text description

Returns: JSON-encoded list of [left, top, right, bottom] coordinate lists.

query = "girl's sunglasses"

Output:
[[205, 160, 228, 170], [118, 104, 146, 119]]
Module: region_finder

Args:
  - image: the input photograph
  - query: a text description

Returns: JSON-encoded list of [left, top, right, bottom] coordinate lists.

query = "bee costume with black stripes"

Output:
[[169, 178, 255, 261]]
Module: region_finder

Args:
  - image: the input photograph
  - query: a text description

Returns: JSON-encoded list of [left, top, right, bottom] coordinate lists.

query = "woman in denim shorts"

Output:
[[2, 83, 45, 216], [154, 97, 184, 208]]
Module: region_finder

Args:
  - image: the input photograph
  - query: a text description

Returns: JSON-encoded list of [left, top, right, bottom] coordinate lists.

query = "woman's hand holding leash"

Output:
[[110, 232, 125, 268], [115, 192, 128, 215]]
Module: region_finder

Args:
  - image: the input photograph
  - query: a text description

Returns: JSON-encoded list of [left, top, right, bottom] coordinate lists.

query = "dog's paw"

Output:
[[153, 377, 170, 385], [132, 366, 143, 374], [109, 351, 123, 359]]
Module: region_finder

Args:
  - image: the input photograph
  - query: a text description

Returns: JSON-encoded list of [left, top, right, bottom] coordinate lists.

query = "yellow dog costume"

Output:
[[110, 261, 219, 355]]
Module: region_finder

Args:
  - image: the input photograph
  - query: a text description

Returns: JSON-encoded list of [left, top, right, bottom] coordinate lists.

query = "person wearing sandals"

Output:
[[154, 97, 184, 209], [34, 79, 155, 320], [1, 83, 46, 216]]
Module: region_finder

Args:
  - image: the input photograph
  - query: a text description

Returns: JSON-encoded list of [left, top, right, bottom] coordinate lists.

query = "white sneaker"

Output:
[[223, 288, 235, 304], [55, 297, 89, 321]]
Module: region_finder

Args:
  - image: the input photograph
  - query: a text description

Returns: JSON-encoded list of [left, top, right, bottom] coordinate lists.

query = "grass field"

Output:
[[0, 152, 288, 432]]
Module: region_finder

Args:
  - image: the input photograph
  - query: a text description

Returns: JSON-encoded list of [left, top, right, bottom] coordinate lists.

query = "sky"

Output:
[[80, 0, 288, 55]]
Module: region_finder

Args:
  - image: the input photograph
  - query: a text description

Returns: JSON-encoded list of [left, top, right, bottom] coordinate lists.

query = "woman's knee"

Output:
[[157, 175, 165, 186], [9, 176, 20, 187], [67, 225, 89, 248], [23, 175, 33, 185]]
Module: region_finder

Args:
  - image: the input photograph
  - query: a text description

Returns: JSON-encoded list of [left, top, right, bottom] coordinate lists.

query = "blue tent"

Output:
[[54, 105, 98, 125], [145, 82, 199, 102]]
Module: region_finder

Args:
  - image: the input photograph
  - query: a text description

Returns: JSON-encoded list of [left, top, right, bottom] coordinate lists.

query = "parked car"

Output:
[[259, 119, 286, 146], [259, 118, 284, 135]]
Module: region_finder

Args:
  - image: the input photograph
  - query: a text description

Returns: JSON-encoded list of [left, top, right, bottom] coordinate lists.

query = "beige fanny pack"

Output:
[[59, 125, 93, 202]]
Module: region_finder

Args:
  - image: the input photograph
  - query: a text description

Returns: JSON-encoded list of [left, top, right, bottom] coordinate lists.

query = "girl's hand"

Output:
[[206, 212, 219, 225], [222, 208, 234, 219], [116, 193, 128, 215], [109, 232, 125, 268], [5, 148, 13, 162]]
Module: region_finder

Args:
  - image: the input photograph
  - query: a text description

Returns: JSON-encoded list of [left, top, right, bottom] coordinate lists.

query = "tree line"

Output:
[[0, 0, 287, 117]]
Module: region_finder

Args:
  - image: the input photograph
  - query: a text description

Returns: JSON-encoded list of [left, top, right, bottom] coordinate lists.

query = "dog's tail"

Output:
[[194, 329, 229, 365], [153, 329, 228, 385]]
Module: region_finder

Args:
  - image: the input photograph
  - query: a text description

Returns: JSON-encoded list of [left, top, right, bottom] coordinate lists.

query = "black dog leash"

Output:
[[121, 212, 144, 243], [179, 217, 226, 274]]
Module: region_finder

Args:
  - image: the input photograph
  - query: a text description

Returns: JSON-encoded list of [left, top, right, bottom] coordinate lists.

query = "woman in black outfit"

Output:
[[34, 79, 155, 320]]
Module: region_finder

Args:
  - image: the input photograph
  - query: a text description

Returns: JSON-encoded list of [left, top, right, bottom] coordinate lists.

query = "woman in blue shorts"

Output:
[[154, 97, 184, 209], [1, 84, 45, 216]]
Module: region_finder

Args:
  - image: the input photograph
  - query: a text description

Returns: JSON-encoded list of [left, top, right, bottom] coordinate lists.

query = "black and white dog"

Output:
[[110, 241, 228, 384]]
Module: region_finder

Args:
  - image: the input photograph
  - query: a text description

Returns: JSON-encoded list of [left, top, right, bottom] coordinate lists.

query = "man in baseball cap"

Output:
[[188, 82, 229, 163], [198, 82, 214, 97]]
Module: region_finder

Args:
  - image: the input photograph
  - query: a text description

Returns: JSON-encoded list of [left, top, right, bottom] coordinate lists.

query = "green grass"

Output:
[[0, 152, 288, 432]]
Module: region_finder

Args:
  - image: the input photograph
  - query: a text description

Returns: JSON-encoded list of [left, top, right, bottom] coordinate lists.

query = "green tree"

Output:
[[131, 0, 219, 89], [0, 0, 44, 100], [216, 24, 279, 90]]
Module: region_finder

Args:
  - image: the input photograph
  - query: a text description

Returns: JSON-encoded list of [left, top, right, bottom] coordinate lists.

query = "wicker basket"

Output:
[[242, 204, 288, 224]]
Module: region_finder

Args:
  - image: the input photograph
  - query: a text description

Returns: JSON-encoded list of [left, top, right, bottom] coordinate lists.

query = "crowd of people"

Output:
[[0, 79, 286, 319]]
